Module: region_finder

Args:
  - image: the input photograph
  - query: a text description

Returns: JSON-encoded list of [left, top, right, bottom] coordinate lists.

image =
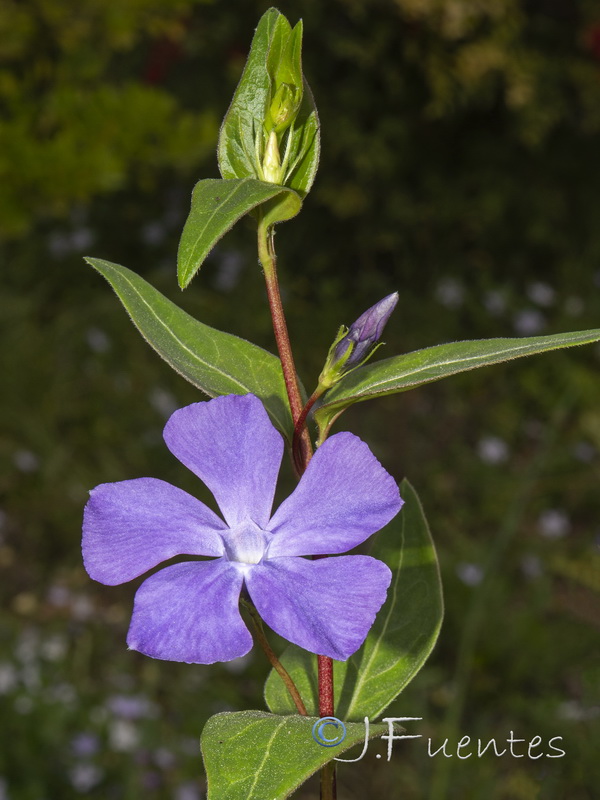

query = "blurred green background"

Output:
[[1, 0, 599, 798]]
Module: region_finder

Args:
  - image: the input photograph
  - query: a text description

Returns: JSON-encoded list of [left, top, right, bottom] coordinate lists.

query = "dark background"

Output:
[[0, 1, 599, 798]]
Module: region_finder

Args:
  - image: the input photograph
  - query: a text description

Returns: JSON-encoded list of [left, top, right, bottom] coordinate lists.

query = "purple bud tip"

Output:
[[351, 292, 399, 342], [334, 292, 399, 368]]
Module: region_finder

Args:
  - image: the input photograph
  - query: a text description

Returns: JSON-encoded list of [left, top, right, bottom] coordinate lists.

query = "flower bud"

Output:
[[262, 130, 283, 184], [318, 292, 399, 389], [267, 82, 302, 134]]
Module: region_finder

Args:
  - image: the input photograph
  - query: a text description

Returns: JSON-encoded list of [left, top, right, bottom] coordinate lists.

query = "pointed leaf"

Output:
[[284, 91, 320, 196], [218, 9, 279, 180], [337, 479, 443, 720], [265, 480, 443, 720], [315, 330, 600, 434], [201, 710, 388, 800], [87, 258, 294, 439], [177, 178, 298, 288]]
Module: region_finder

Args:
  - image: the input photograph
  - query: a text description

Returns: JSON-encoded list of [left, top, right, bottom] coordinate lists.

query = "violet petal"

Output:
[[127, 560, 251, 664], [163, 395, 283, 528], [246, 555, 392, 660], [267, 432, 402, 557], [82, 478, 227, 585]]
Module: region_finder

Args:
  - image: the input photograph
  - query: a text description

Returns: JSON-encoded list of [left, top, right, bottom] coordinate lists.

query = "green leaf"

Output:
[[337, 479, 443, 719], [177, 177, 298, 288], [265, 480, 443, 720], [315, 329, 600, 435], [218, 9, 278, 180], [271, 20, 303, 94], [283, 85, 320, 197], [86, 257, 294, 439], [201, 710, 388, 800]]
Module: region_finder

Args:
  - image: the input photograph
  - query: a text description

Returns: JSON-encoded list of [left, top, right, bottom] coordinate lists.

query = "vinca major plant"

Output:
[[81, 9, 600, 800]]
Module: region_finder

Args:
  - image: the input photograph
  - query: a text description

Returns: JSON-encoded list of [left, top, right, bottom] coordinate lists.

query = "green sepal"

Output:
[[265, 20, 303, 134]]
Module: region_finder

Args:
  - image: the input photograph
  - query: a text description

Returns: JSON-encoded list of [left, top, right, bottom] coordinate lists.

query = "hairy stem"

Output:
[[257, 217, 312, 472], [292, 388, 323, 474], [243, 599, 308, 716], [320, 761, 337, 800], [257, 214, 336, 800]]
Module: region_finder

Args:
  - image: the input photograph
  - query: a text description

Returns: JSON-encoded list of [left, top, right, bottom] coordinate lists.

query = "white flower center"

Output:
[[224, 520, 269, 565]]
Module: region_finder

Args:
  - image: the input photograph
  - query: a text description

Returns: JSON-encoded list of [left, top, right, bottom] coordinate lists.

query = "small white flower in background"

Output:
[[526, 281, 555, 307], [477, 435, 509, 465], [70, 594, 94, 622], [513, 308, 545, 336], [520, 554, 543, 579], [0, 663, 18, 695], [538, 509, 571, 539], [13, 450, 39, 473], [572, 441, 596, 463], [564, 296, 584, 316], [435, 277, 464, 308], [86, 327, 111, 354], [175, 782, 202, 800], [16, 629, 39, 664], [70, 228, 95, 252], [456, 562, 484, 587], [48, 232, 72, 258], [483, 290, 506, 316], [47, 682, 77, 705], [153, 747, 176, 769], [41, 634, 67, 662], [20, 664, 40, 691], [149, 387, 179, 419], [557, 700, 600, 722], [141, 221, 166, 246], [46, 584, 71, 608], [69, 764, 103, 792], [0, 777, 9, 800], [109, 719, 139, 752]]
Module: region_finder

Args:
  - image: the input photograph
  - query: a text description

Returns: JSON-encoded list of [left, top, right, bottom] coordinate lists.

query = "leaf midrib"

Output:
[[94, 261, 290, 433], [323, 331, 600, 406]]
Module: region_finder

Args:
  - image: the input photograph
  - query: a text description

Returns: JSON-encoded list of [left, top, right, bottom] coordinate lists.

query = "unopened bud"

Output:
[[262, 131, 283, 184], [319, 292, 399, 389], [268, 83, 301, 133]]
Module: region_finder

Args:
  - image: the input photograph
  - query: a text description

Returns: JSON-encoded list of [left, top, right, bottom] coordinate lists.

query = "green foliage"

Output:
[[201, 711, 388, 800], [177, 178, 300, 287], [0, 0, 216, 237], [265, 480, 443, 720], [87, 257, 294, 438], [315, 329, 600, 437], [217, 8, 319, 196]]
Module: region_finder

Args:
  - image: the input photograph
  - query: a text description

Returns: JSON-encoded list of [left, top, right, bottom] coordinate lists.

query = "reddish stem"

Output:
[[258, 217, 336, 800], [292, 388, 322, 474]]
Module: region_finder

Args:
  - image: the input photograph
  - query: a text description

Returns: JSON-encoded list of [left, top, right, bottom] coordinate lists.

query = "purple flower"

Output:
[[82, 394, 402, 664]]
